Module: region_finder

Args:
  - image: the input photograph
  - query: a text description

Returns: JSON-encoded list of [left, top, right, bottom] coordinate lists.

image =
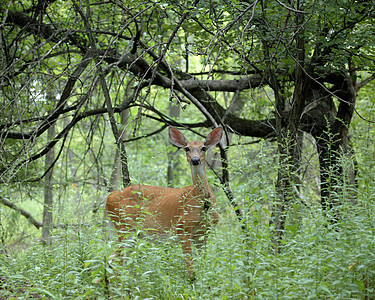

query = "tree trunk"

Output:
[[301, 72, 357, 222], [41, 92, 56, 246], [316, 76, 357, 221], [109, 109, 129, 192], [167, 101, 180, 187], [271, 8, 309, 250]]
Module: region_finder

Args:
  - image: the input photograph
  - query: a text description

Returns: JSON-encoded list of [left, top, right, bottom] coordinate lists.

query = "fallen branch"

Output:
[[0, 196, 42, 229], [0, 196, 94, 230]]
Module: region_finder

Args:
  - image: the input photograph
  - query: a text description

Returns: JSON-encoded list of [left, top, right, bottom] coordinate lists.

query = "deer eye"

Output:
[[201, 146, 207, 152], [184, 147, 190, 152]]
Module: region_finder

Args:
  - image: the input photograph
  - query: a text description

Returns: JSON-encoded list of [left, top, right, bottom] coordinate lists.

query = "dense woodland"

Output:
[[1, 0, 375, 298]]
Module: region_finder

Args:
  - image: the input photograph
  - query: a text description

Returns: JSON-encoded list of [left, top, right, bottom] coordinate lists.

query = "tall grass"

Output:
[[1, 193, 374, 299], [1, 137, 375, 299]]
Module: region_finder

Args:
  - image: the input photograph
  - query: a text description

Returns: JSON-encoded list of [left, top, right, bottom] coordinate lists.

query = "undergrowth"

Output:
[[1, 137, 375, 299], [1, 193, 374, 299]]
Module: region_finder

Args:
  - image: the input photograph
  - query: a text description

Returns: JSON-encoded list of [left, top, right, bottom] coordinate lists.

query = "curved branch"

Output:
[[0, 196, 42, 229], [123, 125, 168, 143]]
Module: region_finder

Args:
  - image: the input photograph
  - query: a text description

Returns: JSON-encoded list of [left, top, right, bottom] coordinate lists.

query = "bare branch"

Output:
[[275, 0, 310, 14], [0, 195, 43, 229]]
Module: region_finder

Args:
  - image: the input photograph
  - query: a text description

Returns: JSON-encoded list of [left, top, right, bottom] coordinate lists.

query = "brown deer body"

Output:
[[106, 127, 223, 276]]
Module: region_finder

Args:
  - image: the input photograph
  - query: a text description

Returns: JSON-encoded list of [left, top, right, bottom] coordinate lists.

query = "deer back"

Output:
[[106, 184, 218, 238]]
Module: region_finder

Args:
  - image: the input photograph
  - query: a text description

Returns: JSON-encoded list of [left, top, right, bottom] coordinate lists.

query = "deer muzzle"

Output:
[[191, 157, 201, 165]]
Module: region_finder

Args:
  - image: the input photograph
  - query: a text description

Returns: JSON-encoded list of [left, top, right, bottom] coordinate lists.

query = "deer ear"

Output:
[[169, 127, 187, 148], [204, 127, 223, 147]]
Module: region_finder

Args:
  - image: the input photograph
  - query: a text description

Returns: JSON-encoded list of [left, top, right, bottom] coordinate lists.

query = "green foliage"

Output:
[[2, 190, 375, 298], [1, 0, 375, 298], [1, 224, 112, 298], [2, 129, 375, 298]]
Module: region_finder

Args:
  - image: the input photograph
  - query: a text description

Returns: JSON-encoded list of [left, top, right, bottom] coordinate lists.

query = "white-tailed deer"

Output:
[[106, 127, 223, 276]]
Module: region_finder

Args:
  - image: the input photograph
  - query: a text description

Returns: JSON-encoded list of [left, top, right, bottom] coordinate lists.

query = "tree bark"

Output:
[[109, 109, 129, 192], [167, 101, 181, 187], [316, 76, 357, 220], [41, 92, 56, 245], [271, 6, 309, 251]]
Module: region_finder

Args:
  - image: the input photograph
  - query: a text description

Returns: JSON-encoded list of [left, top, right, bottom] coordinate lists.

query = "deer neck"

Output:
[[190, 164, 212, 200]]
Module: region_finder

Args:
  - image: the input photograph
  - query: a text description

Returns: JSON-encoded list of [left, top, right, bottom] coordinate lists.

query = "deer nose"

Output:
[[191, 157, 201, 165]]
